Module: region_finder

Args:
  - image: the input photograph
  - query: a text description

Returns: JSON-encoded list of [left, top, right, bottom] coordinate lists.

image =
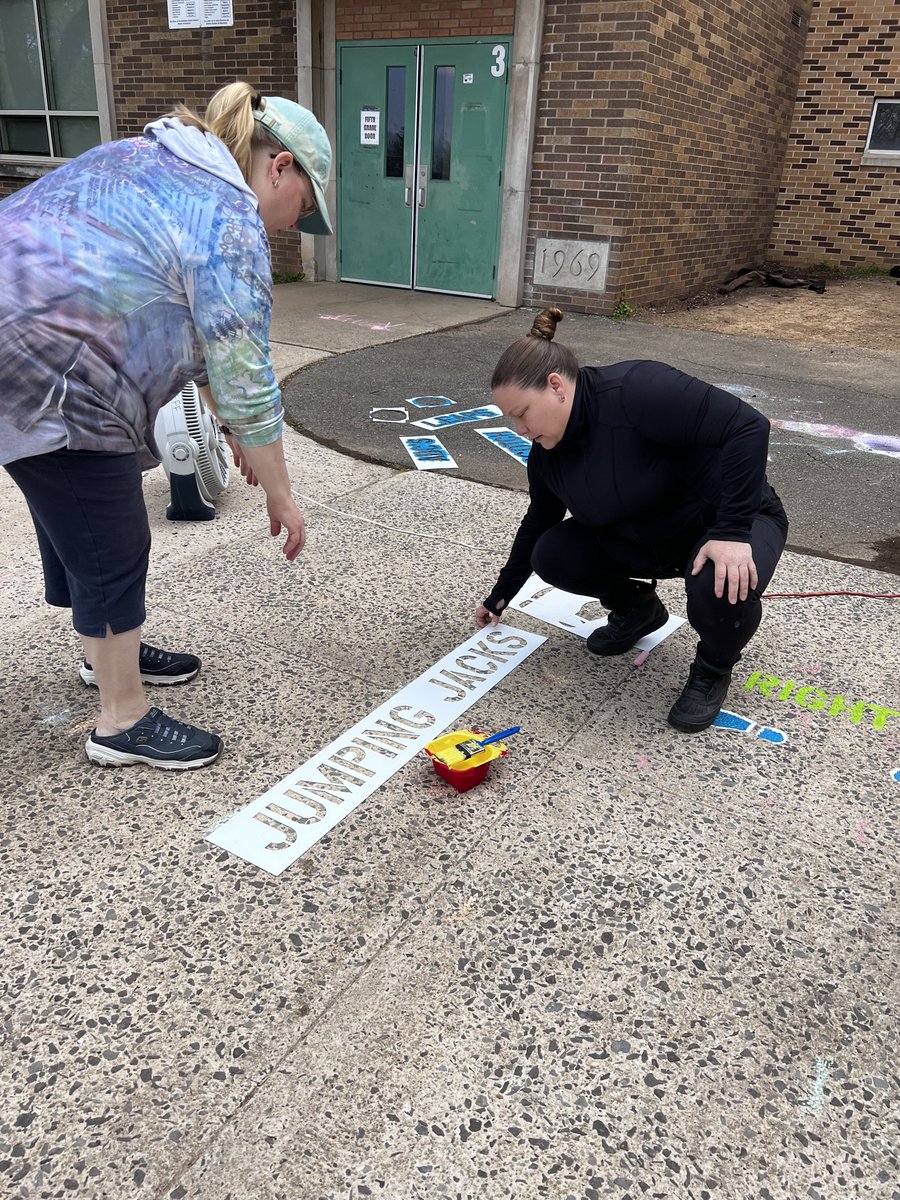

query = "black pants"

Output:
[[531, 509, 788, 670]]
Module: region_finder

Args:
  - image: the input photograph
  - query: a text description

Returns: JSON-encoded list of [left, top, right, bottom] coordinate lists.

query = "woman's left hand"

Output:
[[691, 539, 757, 603], [225, 434, 259, 487]]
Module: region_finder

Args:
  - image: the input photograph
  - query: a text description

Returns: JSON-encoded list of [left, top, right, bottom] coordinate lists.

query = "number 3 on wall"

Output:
[[491, 45, 507, 78]]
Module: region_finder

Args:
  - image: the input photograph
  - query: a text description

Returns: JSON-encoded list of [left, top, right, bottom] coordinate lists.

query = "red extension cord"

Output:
[[763, 590, 900, 599]]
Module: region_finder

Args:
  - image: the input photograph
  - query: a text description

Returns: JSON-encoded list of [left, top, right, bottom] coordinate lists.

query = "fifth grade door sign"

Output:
[[361, 109, 380, 146]]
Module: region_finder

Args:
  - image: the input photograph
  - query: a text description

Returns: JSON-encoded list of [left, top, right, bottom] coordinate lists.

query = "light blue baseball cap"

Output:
[[253, 96, 333, 236]]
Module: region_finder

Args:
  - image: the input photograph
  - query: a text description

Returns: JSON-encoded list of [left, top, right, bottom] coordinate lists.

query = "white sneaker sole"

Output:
[[85, 738, 222, 769], [80, 665, 199, 687]]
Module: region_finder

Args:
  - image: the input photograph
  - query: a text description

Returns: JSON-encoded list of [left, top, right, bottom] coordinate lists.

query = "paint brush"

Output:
[[436, 726, 521, 768]]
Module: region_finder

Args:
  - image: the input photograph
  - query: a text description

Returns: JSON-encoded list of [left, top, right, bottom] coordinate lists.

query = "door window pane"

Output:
[[0, 115, 50, 155], [868, 101, 900, 152], [0, 0, 45, 109], [431, 66, 454, 181], [385, 65, 405, 178], [42, 0, 98, 111]]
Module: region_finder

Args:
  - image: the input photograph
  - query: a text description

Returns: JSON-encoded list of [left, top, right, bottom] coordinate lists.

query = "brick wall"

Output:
[[769, 0, 900, 267], [336, 0, 514, 41], [525, 0, 813, 315], [0, 178, 29, 203], [0, 4, 306, 275], [105, 0, 302, 275]]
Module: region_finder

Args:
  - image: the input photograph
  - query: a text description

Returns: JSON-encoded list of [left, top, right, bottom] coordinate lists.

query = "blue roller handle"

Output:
[[477, 726, 521, 747]]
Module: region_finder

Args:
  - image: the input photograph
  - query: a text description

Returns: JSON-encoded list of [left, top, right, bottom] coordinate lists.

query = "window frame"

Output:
[[0, 0, 116, 171], [862, 98, 900, 165]]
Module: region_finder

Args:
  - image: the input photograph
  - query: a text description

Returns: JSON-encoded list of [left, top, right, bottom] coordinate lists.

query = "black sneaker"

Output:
[[85, 707, 223, 769], [667, 655, 733, 733], [587, 591, 668, 656], [80, 642, 201, 687]]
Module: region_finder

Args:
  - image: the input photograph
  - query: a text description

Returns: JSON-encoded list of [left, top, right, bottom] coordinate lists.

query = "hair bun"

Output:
[[528, 305, 564, 342]]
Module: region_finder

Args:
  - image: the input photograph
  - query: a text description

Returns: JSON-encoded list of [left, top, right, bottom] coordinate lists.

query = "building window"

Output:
[[865, 100, 900, 156], [0, 0, 108, 162]]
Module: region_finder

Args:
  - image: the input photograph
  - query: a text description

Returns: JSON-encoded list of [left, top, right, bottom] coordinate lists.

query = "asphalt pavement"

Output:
[[282, 308, 900, 572]]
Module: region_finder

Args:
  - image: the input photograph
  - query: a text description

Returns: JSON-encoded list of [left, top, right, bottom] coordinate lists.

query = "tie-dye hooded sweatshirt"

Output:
[[0, 118, 281, 467]]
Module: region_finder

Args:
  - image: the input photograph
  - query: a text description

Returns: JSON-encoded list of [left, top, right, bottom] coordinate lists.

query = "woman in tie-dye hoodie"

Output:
[[0, 82, 332, 770]]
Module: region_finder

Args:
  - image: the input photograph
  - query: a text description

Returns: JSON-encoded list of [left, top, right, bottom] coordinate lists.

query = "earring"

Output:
[[273, 179, 279, 189]]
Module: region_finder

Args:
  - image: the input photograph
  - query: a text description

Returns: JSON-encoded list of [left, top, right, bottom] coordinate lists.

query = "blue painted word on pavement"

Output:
[[476, 426, 532, 466], [400, 435, 458, 471], [412, 405, 501, 431]]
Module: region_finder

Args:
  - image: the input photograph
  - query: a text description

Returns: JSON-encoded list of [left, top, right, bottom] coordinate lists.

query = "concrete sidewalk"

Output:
[[1, 282, 898, 1200], [267, 279, 507, 383]]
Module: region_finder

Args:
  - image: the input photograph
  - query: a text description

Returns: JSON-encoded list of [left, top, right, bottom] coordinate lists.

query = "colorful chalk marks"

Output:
[[805, 1057, 832, 1116], [769, 419, 900, 460], [476, 427, 532, 466], [400, 435, 458, 471], [713, 709, 788, 744]]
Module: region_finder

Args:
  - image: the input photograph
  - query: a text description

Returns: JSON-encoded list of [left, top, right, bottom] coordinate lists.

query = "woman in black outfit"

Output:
[[475, 307, 788, 732]]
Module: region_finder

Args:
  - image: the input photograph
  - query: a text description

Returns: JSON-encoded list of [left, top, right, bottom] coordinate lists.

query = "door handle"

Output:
[[417, 164, 428, 208], [404, 163, 414, 208]]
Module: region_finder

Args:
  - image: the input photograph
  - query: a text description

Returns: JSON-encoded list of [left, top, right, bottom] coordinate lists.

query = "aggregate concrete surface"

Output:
[[1, 284, 897, 1200]]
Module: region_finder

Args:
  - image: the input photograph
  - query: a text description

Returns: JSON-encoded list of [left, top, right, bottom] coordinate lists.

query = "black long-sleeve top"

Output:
[[484, 360, 777, 612]]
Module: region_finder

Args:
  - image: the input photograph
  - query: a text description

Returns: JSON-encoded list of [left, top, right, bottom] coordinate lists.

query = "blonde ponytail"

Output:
[[167, 82, 285, 183]]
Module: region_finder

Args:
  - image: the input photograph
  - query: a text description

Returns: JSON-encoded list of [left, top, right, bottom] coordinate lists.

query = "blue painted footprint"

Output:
[[713, 710, 788, 745]]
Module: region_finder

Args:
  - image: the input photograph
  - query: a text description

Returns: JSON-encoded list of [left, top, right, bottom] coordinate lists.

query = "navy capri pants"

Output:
[[531, 501, 789, 671], [5, 448, 150, 639]]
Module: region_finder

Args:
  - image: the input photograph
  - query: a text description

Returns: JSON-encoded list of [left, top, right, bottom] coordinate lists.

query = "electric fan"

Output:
[[154, 381, 230, 520]]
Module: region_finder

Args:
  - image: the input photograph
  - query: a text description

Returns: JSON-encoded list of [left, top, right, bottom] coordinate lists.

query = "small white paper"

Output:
[[207, 627, 546, 874], [168, 0, 232, 27], [361, 109, 380, 146], [509, 574, 686, 648], [401, 435, 458, 470], [167, 0, 200, 28], [412, 405, 501, 431], [201, 0, 233, 26], [463, 73, 474, 84]]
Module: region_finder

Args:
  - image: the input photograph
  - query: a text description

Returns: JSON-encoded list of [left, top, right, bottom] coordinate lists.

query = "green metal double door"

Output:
[[338, 39, 511, 298]]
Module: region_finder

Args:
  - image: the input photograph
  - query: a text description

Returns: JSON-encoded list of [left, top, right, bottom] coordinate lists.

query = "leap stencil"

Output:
[[508, 574, 685, 649]]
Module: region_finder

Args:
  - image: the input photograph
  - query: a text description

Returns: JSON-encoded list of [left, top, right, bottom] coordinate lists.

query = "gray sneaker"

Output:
[[80, 642, 201, 687], [86, 707, 223, 769]]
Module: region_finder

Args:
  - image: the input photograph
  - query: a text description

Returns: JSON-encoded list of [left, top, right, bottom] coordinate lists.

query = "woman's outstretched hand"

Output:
[[475, 599, 506, 628], [692, 539, 757, 603], [266, 494, 306, 561], [224, 433, 259, 487]]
